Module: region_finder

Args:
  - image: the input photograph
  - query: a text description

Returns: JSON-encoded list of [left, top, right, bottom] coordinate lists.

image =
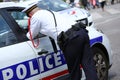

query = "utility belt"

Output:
[[57, 22, 86, 50]]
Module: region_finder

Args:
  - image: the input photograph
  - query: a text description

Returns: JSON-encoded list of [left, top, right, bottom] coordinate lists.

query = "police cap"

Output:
[[22, 2, 38, 15]]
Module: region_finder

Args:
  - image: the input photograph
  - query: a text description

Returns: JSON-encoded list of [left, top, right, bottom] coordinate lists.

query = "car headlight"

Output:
[[76, 18, 88, 26]]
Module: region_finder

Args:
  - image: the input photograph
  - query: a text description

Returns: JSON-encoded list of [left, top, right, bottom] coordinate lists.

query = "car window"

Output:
[[37, 0, 70, 11], [0, 14, 17, 48], [10, 11, 28, 30]]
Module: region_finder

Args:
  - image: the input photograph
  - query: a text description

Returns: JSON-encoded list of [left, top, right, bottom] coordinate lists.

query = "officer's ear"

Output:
[[27, 12, 32, 17]]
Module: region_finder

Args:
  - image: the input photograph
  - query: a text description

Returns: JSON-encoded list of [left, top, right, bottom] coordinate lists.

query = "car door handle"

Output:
[[38, 49, 48, 55]]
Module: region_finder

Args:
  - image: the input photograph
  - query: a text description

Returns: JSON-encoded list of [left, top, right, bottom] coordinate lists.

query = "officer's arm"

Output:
[[26, 17, 41, 39]]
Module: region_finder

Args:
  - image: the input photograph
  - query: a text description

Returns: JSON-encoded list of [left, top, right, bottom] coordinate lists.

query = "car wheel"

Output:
[[92, 47, 109, 80]]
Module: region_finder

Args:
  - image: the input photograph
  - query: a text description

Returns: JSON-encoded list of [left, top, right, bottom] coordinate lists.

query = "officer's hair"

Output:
[[27, 7, 40, 17]]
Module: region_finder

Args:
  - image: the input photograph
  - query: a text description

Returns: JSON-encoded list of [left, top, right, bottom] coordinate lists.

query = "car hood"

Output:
[[58, 7, 88, 21]]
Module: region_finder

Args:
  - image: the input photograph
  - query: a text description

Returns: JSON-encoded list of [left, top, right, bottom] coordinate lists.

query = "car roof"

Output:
[[18, 0, 38, 7], [0, 1, 38, 9], [0, 2, 18, 8]]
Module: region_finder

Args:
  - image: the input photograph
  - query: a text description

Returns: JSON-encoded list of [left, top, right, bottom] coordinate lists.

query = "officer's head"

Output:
[[22, 2, 39, 17]]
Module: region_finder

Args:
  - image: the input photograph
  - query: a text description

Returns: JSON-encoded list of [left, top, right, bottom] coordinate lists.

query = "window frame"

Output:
[[0, 7, 28, 43]]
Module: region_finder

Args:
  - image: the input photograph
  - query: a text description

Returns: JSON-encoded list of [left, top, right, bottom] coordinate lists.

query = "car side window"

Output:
[[0, 14, 17, 48], [10, 11, 28, 30]]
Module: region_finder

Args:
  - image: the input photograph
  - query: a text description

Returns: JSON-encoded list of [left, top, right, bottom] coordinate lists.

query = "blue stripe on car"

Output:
[[90, 36, 102, 45]]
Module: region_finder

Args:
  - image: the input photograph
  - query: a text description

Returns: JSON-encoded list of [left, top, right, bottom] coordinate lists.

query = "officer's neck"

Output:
[[30, 7, 40, 16]]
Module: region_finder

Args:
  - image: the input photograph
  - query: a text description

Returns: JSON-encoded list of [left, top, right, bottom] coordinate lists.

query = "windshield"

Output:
[[37, 0, 70, 11]]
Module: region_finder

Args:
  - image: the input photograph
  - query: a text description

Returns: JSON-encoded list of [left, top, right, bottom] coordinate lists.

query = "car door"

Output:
[[6, 7, 69, 80], [0, 8, 40, 80], [30, 36, 68, 80]]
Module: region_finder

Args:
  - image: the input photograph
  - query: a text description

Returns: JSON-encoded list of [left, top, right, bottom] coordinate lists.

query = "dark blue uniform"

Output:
[[57, 23, 98, 80]]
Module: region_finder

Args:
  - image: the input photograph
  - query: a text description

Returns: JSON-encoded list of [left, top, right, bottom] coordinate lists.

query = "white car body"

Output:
[[0, 1, 112, 80]]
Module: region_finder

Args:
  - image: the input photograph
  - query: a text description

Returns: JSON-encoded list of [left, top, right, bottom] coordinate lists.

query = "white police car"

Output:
[[0, 2, 112, 80]]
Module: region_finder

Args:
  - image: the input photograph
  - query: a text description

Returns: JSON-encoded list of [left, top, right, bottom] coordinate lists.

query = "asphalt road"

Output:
[[90, 3, 120, 80]]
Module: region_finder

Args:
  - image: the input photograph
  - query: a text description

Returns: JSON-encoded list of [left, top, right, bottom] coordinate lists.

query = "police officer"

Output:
[[22, 2, 98, 80]]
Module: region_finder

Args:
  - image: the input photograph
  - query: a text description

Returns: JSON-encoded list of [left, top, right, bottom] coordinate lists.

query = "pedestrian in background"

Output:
[[81, 0, 90, 10], [117, 0, 120, 3], [66, 0, 80, 7], [99, 0, 106, 11], [111, 0, 114, 4], [96, 0, 100, 8], [69, 0, 74, 4], [74, 0, 80, 7], [90, 0, 96, 9]]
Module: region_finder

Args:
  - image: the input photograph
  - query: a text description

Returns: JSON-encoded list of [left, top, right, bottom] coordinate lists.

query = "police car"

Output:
[[0, 1, 112, 80]]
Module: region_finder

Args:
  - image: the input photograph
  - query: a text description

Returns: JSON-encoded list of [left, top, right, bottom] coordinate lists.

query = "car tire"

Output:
[[92, 47, 109, 80]]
